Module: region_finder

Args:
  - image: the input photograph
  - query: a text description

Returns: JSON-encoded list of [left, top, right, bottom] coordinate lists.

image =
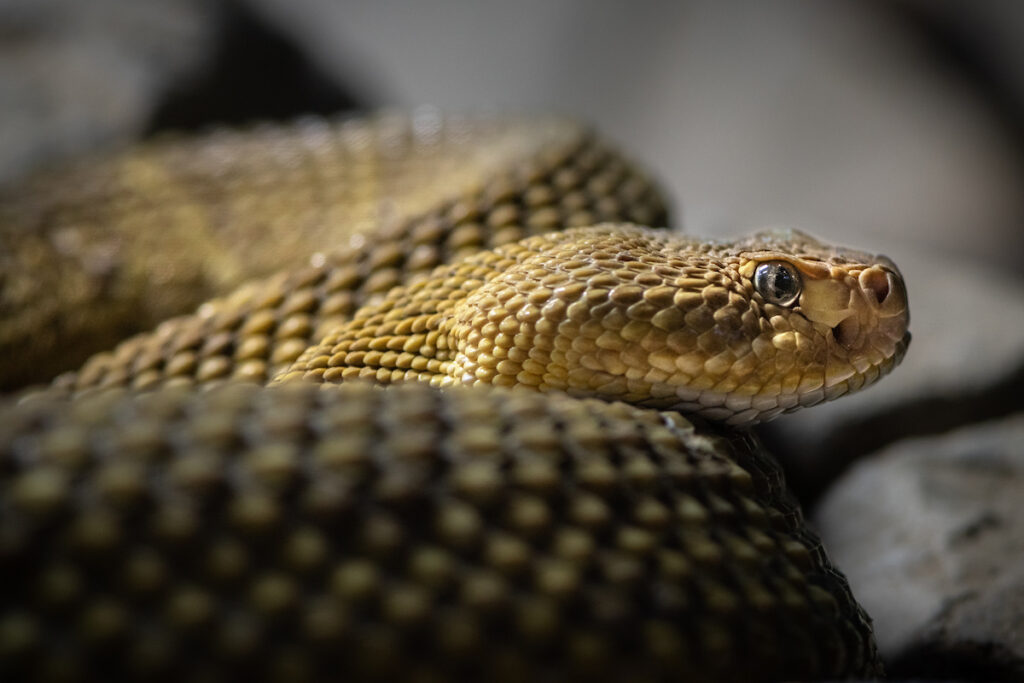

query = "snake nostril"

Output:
[[861, 268, 890, 305]]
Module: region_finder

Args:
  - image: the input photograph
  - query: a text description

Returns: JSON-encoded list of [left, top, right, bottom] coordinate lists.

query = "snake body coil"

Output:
[[2, 115, 664, 389], [0, 114, 909, 681]]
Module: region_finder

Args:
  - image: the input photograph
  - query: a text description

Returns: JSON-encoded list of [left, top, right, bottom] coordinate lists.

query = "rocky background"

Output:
[[1, 0, 1022, 680]]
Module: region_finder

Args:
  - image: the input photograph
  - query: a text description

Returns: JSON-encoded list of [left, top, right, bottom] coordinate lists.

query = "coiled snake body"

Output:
[[0, 113, 910, 681]]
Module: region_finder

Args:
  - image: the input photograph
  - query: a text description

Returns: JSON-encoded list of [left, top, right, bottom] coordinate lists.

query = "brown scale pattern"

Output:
[[283, 225, 909, 426], [0, 382, 881, 682], [2, 114, 666, 390], [47, 125, 666, 393]]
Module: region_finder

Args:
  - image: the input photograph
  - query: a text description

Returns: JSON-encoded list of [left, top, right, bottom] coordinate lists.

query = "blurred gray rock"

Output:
[[815, 414, 1024, 680], [761, 239, 1024, 502], [0, 0, 217, 183]]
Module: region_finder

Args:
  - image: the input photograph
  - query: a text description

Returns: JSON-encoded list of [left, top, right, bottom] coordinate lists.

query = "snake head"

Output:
[[289, 224, 910, 426], [445, 225, 911, 425], [731, 228, 911, 422]]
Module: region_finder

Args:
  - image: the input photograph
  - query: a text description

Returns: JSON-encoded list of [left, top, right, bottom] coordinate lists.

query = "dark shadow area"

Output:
[[146, 0, 362, 134], [890, 641, 1024, 682]]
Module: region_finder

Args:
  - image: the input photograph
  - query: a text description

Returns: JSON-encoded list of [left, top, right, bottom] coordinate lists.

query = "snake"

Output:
[[0, 112, 910, 682]]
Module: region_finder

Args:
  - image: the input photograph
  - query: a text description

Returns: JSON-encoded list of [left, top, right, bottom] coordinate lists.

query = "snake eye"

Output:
[[754, 261, 802, 307]]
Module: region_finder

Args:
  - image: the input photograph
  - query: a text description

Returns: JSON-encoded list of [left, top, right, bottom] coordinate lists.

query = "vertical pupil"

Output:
[[771, 266, 792, 298]]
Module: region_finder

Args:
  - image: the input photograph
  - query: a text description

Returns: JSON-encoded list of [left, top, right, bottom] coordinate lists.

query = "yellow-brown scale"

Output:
[[0, 115, 913, 682], [0, 382, 881, 681], [283, 224, 909, 426], [41, 122, 666, 394], [2, 114, 666, 390]]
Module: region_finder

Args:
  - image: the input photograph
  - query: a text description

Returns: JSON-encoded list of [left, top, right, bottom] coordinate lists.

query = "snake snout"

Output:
[[860, 255, 909, 314], [860, 266, 890, 305], [860, 263, 910, 330], [819, 264, 909, 351], [833, 263, 910, 355]]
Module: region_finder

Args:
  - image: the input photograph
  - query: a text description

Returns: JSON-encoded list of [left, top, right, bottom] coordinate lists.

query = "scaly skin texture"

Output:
[[279, 224, 909, 425], [0, 382, 881, 682], [0, 114, 911, 681], [38, 119, 667, 393], [1, 114, 666, 389]]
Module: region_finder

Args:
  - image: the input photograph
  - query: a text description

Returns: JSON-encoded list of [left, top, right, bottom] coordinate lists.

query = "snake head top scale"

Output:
[[278, 223, 910, 425]]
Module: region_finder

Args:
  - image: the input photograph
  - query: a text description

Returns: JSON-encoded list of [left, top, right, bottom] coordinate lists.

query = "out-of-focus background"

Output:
[[2, 0, 1023, 679], [3, 0, 1024, 269]]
